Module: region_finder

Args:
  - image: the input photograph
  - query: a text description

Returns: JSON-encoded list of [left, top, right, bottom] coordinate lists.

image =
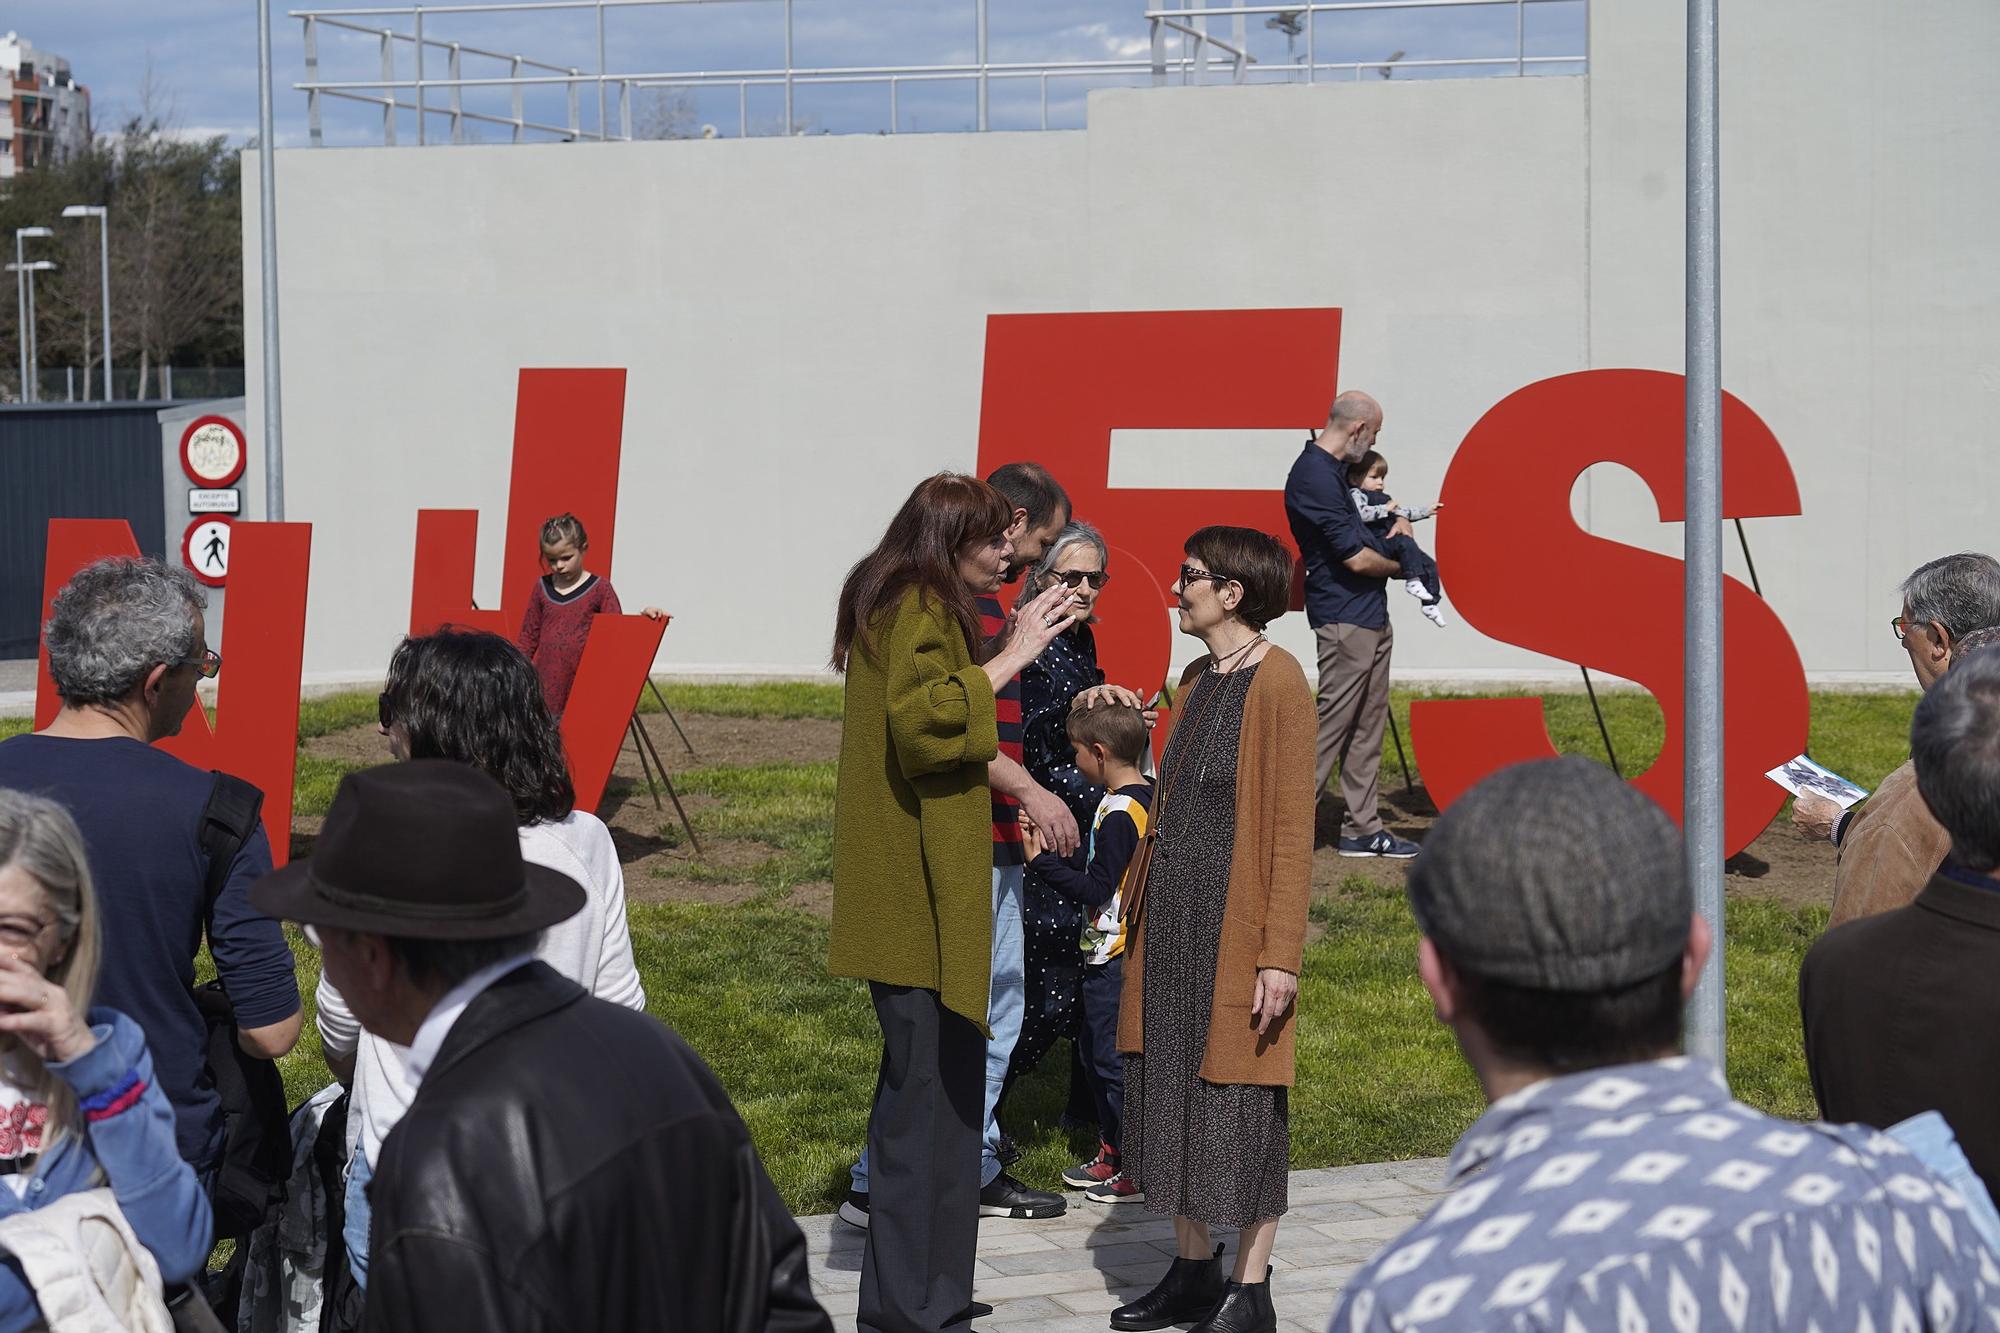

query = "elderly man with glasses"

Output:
[[1794, 551, 2000, 925], [0, 557, 301, 1196]]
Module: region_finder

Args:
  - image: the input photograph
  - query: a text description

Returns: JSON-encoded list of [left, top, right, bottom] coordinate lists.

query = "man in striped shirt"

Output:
[[973, 461, 1082, 1221]]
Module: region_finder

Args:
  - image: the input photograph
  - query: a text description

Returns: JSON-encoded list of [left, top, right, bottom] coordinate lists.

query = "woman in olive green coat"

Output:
[[829, 472, 1076, 1333]]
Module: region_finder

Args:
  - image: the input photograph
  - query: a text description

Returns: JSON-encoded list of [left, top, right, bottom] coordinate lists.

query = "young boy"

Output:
[[1349, 449, 1447, 627], [1022, 700, 1153, 1204]]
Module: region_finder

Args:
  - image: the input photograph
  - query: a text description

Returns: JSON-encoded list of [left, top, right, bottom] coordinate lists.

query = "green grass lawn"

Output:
[[6, 680, 1912, 1214]]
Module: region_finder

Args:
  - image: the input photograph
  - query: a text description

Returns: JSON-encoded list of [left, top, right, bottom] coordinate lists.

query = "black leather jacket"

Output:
[[362, 962, 831, 1333]]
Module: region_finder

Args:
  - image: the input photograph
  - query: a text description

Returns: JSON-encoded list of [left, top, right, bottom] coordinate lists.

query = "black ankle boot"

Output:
[[1189, 1267, 1275, 1333], [1109, 1245, 1226, 1331]]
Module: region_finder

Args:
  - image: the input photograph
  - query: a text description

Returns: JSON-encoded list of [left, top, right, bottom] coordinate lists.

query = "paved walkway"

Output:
[[797, 1158, 1451, 1333]]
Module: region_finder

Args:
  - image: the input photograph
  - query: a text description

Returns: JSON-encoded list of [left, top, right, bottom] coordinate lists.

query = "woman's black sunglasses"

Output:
[[1053, 570, 1109, 590]]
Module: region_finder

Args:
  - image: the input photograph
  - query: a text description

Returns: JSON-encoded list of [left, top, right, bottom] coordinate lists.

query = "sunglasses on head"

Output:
[[1053, 570, 1109, 590]]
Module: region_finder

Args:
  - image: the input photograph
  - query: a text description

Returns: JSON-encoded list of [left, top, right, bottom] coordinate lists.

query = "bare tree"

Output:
[[633, 87, 702, 140]]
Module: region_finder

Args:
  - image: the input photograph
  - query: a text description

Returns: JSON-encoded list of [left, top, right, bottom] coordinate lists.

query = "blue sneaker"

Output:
[[1338, 831, 1421, 859]]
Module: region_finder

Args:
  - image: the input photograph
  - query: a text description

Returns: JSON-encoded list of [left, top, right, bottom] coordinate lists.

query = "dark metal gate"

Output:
[[0, 404, 169, 659]]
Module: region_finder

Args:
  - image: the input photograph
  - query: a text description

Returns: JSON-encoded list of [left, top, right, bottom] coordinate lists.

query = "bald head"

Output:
[[1318, 391, 1383, 462]]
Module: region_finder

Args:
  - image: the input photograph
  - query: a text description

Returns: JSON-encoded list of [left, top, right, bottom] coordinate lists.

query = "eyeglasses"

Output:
[[1053, 570, 1109, 590], [377, 692, 394, 728], [1179, 564, 1233, 588], [0, 917, 54, 950], [174, 648, 222, 679]]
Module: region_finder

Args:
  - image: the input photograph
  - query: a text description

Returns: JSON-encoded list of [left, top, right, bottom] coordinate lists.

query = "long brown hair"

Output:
[[832, 473, 1013, 672]]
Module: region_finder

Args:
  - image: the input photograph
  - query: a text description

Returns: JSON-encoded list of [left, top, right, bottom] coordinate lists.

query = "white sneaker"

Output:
[[1422, 603, 1448, 627], [1404, 579, 1430, 601]]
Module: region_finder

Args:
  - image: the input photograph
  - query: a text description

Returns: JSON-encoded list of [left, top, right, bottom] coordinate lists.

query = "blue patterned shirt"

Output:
[[1330, 1058, 2000, 1331]]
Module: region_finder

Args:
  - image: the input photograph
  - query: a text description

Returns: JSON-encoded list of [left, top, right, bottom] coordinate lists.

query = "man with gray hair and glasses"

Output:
[[0, 557, 301, 1186], [1794, 551, 2000, 925], [1802, 645, 2000, 1205]]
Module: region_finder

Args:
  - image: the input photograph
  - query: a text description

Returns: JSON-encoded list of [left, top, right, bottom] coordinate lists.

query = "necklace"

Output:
[[1209, 631, 1265, 673]]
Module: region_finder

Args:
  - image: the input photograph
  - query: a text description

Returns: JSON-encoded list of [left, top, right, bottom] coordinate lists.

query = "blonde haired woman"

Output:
[[0, 790, 213, 1320]]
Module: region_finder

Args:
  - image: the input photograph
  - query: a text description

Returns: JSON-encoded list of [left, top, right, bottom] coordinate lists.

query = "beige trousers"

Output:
[[1313, 621, 1393, 840]]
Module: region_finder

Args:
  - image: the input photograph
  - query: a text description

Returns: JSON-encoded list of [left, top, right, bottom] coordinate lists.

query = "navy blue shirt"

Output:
[[0, 735, 301, 1169], [1284, 440, 1389, 630]]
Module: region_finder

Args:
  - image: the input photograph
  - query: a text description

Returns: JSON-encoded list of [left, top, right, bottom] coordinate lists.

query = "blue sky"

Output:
[[6, 1, 1583, 146]]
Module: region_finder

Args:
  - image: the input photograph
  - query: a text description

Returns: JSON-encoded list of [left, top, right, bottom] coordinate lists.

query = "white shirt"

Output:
[[404, 953, 536, 1084], [317, 810, 649, 1165]]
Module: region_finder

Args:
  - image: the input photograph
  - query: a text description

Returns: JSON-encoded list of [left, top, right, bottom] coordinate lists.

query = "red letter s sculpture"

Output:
[[1409, 370, 1809, 858]]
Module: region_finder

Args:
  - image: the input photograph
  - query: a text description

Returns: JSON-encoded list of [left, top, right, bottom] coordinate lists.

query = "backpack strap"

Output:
[[198, 773, 265, 909]]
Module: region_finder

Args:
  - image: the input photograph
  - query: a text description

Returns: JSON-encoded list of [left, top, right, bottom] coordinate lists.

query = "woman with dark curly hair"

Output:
[[316, 627, 646, 1289]]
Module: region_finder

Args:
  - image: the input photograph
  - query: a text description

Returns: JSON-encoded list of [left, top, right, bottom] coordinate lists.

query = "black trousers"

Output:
[[858, 982, 986, 1333], [1079, 957, 1127, 1154]]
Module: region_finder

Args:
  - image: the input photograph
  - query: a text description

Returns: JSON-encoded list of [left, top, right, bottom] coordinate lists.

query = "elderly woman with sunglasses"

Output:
[[995, 523, 1121, 1162]]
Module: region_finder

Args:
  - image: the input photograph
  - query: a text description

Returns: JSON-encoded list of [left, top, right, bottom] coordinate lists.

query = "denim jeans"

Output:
[[849, 864, 1026, 1195], [1887, 1110, 2000, 1255], [343, 1147, 374, 1290]]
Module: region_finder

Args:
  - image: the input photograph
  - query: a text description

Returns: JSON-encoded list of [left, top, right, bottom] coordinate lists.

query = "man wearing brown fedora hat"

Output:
[[253, 760, 829, 1332]]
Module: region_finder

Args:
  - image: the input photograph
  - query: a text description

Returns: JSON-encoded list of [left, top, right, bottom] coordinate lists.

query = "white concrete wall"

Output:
[[243, 0, 2000, 687]]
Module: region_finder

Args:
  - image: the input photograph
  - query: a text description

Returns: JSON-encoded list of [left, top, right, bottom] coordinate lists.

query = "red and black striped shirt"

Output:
[[977, 594, 1025, 868]]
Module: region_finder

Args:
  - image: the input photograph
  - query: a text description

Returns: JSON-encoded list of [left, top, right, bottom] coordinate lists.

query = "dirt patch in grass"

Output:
[[300, 713, 1837, 916], [1313, 784, 1838, 912], [609, 713, 841, 773]]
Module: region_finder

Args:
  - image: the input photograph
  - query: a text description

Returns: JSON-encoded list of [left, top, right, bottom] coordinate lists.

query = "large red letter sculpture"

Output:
[[409, 368, 661, 811], [36, 520, 313, 865], [976, 309, 1340, 757], [1409, 370, 1809, 858]]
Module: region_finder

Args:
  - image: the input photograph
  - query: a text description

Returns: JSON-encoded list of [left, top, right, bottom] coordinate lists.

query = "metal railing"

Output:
[[291, 0, 1584, 145]]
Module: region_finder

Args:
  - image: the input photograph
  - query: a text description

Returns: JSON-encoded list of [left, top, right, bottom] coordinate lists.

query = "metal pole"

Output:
[[1683, 0, 1724, 1065], [512, 56, 524, 142], [415, 8, 427, 146], [13, 235, 24, 402], [783, 0, 794, 133], [97, 212, 112, 400], [596, 1, 608, 139], [1516, 0, 1525, 74], [258, 0, 288, 521], [976, 0, 988, 132], [382, 30, 398, 146], [305, 16, 324, 146], [26, 267, 37, 402], [1306, 0, 1315, 83]]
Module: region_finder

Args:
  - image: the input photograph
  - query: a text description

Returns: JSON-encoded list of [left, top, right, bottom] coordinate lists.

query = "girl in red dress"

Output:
[[516, 513, 663, 717]]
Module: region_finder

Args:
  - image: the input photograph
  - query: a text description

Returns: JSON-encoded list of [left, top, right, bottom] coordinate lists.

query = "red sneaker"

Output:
[[1085, 1171, 1144, 1205], [1062, 1145, 1119, 1189]]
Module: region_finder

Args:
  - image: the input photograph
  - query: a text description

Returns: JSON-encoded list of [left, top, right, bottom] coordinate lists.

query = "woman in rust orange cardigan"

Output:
[[1106, 526, 1315, 1333]]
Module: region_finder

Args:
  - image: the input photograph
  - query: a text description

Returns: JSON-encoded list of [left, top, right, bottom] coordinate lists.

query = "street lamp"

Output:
[[13, 226, 53, 402], [6, 259, 57, 404], [62, 205, 111, 401]]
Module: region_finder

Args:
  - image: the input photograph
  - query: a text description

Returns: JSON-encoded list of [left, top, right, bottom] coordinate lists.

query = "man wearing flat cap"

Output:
[[253, 761, 830, 1333], [1328, 756, 1999, 1332]]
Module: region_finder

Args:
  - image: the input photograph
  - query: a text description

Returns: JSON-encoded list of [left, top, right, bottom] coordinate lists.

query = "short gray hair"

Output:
[[1913, 650, 2000, 873], [1901, 552, 2000, 645], [1017, 521, 1109, 613], [43, 558, 206, 706]]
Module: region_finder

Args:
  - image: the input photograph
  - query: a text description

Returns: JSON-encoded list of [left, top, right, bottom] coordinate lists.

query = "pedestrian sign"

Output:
[[183, 517, 233, 588]]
